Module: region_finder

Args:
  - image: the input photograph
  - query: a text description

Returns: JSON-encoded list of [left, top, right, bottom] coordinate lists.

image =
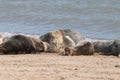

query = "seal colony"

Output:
[[0, 29, 120, 57], [40, 29, 86, 53]]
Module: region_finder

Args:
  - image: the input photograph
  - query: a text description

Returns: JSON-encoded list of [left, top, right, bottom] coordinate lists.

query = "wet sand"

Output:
[[0, 53, 119, 80]]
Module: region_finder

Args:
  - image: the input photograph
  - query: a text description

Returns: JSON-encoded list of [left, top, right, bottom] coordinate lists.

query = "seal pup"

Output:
[[64, 40, 94, 56]]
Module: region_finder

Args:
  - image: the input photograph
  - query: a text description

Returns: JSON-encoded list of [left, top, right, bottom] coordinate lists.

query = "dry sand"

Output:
[[0, 53, 119, 80]]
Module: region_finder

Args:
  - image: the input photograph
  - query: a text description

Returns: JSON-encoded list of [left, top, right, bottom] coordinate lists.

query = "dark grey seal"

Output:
[[92, 40, 113, 54], [110, 39, 120, 56], [0, 35, 47, 54]]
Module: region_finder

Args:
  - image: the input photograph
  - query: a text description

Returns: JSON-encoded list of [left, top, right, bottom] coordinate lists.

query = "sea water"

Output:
[[0, 0, 120, 39]]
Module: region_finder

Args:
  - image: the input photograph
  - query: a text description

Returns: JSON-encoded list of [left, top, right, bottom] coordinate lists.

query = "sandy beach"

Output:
[[0, 53, 119, 80]]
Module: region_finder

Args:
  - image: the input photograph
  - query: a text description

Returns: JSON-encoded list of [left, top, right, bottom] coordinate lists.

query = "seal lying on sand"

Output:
[[63, 40, 94, 56], [85, 40, 120, 56], [63, 39, 119, 56], [0, 35, 50, 54], [91, 39, 120, 56], [40, 29, 86, 53], [91, 40, 114, 55], [110, 39, 120, 56]]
